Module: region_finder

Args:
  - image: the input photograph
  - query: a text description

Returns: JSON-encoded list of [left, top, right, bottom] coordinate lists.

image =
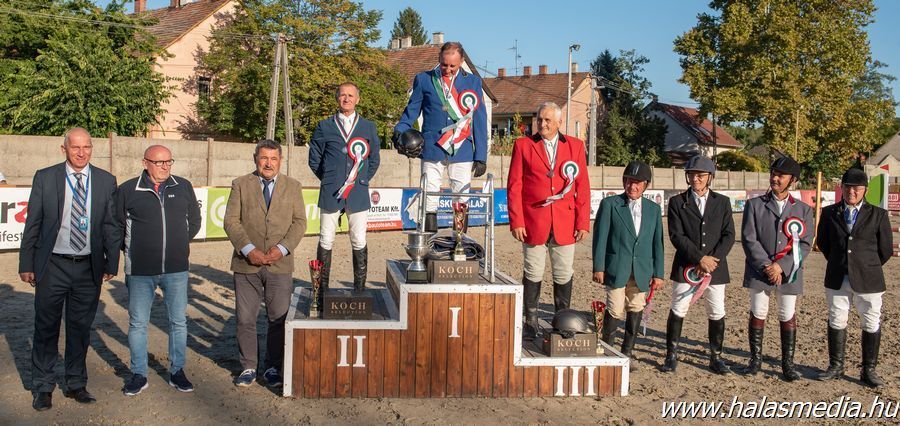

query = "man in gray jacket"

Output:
[[740, 156, 813, 381]]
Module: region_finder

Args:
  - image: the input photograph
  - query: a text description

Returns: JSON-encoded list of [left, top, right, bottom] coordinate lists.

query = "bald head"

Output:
[[143, 144, 174, 184], [144, 145, 171, 159], [61, 127, 93, 171]]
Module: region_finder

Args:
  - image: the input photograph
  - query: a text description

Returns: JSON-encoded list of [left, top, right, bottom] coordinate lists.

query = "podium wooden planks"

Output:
[[283, 260, 629, 398]]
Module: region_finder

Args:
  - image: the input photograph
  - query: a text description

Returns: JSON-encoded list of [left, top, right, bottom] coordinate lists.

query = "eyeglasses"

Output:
[[145, 158, 175, 167]]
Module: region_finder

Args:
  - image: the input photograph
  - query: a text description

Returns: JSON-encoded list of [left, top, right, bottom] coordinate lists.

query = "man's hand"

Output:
[[511, 227, 527, 242], [247, 248, 269, 266], [651, 277, 666, 291], [19, 272, 35, 287], [698, 255, 719, 275], [103, 273, 115, 282], [265, 246, 284, 264], [472, 161, 487, 178], [391, 130, 402, 149], [764, 263, 783, 285], [592, 271, 605, 284], [574, 229, 588, 242]]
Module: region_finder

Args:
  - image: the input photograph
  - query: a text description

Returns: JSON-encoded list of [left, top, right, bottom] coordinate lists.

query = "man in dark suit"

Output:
[[18, 128, 119, 411], [740, 156, 813, 381], [224, 139, 307, 389], [662, 155, 735, 374], [393, 41, 488, 232], [816, 167, 892, 387], [309, 82, 380, 295], [592, 161, 665, 367]]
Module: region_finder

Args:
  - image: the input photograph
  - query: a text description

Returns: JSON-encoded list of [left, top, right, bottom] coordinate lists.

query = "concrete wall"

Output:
[[0, 134, 770, 190]]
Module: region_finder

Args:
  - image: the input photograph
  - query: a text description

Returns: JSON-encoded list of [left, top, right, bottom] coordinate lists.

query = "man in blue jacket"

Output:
[[393, 41, 488, 232], [309, 82, 380, 294], [108, 145, 202, 396]]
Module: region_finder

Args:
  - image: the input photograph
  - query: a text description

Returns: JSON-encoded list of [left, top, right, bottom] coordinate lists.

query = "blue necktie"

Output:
[[263, 179, 273, 209], [844, 207, 857, 230], [70, 173, 87, 251]]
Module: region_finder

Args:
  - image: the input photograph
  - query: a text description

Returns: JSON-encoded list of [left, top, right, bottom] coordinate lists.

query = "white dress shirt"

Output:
[[629, 197, 642, 237], [543, 134, 559, 169], [774, 197, 787, 215], [53, 163, 92, 255], [692, 189, 708, 216], [338, 111, 357, 136]]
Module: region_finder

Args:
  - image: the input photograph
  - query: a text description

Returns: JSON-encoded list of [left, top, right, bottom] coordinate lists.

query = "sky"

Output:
[[122, 0, 899, 114]]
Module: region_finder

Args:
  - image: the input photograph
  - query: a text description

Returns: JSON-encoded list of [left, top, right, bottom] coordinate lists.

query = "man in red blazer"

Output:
[[507, 101, 591, 339]]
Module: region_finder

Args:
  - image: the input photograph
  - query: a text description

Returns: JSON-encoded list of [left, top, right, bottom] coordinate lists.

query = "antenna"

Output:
[[507, 40, 521, 75]]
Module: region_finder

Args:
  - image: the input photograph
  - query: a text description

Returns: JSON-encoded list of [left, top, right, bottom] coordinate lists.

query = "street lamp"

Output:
[[566, 43, 580, 135]]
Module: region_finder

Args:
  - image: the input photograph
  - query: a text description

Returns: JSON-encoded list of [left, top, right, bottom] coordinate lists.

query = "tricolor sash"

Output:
[[772, 216, 806, 284], [336, 137, 369, 200], [432, 70, 479, 155], [541, 161, 579, 206]]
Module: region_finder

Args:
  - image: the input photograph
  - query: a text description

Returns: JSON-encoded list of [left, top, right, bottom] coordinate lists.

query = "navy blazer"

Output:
[[817, 202, 893, 294], [18, 162, 119, 285], [308, 114, 380, 214], [394, 68, 487, 163]]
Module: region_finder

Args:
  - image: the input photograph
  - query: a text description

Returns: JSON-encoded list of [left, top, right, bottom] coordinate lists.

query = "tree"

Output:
[[590, 49, 668, 166], [389, 7, 428, 46], [674, 0, 895, 178], [0, 0, 170, 136], [715, 150, 764, 172], [197, 0, 408, 144]]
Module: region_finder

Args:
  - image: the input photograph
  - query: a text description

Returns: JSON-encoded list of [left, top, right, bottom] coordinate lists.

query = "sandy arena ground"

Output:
[[0, 214, 897, 424]]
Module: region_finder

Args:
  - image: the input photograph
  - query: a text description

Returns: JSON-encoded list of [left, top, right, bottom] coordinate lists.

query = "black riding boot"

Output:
[[817, 325, 846, 381], [708, 318, 729, 375], [552, 279, 573, 313], [600, 311, 619, 347], [352, 246, 367, 293], [522, 278, 542, 340], [316, 245, 332, 304], [780, 316, 801, 382], [660, 311, 683, 373], [861, 330, 885, 387], [424, 212, 438, 233], [741, 314, 765, 376], [622, 311, 643, 370]]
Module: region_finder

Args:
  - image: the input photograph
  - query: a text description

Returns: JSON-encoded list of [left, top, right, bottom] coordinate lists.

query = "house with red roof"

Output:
[[647, 101, 742, 165]]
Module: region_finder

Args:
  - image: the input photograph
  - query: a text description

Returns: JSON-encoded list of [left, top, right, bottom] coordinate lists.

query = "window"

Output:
[[198, 76, 211, 100]]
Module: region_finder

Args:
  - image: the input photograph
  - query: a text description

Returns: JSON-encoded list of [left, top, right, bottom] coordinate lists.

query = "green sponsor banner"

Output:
[[303, 188, 348, 235], [206, 187, 231, 239]]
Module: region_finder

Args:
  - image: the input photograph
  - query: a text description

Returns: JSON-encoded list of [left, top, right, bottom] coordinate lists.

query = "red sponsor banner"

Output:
[[888, 192, 900, 211]]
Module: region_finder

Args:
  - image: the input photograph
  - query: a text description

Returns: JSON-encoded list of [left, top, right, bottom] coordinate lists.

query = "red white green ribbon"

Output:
[[772, 217, 806, 284], [683, 266, 712, 305], [336, 137, 369, 200], [541, 161, 579, 206], [432, 76, 479, 155]]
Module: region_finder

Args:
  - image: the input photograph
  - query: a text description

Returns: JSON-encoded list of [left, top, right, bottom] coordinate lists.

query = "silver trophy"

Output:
[[404, 230, 430, 283]]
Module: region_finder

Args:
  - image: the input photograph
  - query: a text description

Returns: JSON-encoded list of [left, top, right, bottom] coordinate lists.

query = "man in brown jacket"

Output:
[[224, 139, 307, 388]]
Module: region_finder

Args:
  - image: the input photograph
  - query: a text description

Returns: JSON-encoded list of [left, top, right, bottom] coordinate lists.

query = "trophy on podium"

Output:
[[309, 260, 323, 317], [591, 300, 606, 355], [451, 201, 469, 262]]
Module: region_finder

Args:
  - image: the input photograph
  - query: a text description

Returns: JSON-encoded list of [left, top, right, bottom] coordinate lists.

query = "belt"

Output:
[[52, 253, 90, 262]]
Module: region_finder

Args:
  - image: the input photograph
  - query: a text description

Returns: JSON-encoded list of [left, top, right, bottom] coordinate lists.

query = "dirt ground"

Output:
[[0, 213, 897, 425]]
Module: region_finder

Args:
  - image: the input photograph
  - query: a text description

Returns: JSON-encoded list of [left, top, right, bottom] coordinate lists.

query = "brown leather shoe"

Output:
[[63, 387, 96, 404]]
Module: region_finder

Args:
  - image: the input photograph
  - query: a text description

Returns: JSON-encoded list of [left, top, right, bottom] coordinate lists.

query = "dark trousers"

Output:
[[32, 255, 100, 393], [234, 268, 293, 371]]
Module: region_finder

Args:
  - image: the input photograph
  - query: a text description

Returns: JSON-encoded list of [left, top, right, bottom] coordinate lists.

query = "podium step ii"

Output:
[[282, 260, 629, 398]]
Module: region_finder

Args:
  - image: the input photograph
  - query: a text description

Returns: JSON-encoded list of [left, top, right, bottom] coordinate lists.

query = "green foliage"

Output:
[[875, 117, 900, 149], [389, 7, 428, 46], [0, 0, 170, 136], [715, 150, 764, 172], [674, 0, 895, 179], [590, 49, 668, 167], [197, 0, 408, 144]]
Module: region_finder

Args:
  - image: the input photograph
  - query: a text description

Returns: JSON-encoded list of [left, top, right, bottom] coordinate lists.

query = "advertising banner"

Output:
[[205, 187, 230, 239], [0, 187, 31, 249], [193, 188, 208, 240], [718, 190, 748, 212], [366, 188, 403, 231]]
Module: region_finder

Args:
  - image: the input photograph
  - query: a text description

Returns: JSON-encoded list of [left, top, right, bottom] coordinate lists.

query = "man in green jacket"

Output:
[[592, 161, 665, 367]]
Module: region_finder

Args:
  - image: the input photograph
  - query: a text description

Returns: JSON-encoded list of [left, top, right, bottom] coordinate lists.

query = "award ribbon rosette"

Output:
[[433, 68, 479, 155], [683, 265, 712, 305], [336, 137, 369, 200], [541, 161, 579, 207], [772, 216, 806, 284]]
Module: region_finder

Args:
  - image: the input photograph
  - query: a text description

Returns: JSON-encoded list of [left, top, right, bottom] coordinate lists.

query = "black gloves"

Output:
[[472, 160, 487, 178]]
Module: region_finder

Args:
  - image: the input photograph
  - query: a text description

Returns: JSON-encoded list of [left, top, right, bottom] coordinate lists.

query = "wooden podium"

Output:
[[282, 260, 629, 398]]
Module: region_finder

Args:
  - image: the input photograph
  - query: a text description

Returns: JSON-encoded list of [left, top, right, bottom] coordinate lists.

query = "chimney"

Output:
[[390, 38, 400, 50], [135, 0, 146, 12], [497, 68, 506, 78], [432, 32, 444, 45], [523, 66, 532, 76], [538, 65, 548, 75], [401, 36, 412, 49], [570, 62, 578, 73]]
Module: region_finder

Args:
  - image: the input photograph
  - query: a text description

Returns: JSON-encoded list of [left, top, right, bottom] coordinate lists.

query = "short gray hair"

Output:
[[254, 139, 282, 157], [334, 82, 360, 100], [536, 102, 562, 120]]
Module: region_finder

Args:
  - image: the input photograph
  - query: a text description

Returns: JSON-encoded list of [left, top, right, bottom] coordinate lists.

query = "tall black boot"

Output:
[[622, 311, 643, 370], [522, 278, 542, 340], [817, 325, 846, 381], [780, 316, 801, 382], [352, 246, 367, 293], [316, 245, 332, 304], [552, 279, 573, 313], [660, 311, 683, 373], [600, 311, 619, 347], [861, 330, 885, 387], [741, 314, 765, 376], [708, 318, 730, 375], [424, 212, 438, 233]]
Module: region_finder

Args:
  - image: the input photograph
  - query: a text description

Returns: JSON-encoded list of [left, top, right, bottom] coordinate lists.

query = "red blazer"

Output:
[[507, 133, 591, 246]]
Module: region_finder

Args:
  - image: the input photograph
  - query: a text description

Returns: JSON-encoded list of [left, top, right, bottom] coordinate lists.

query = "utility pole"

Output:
[[280, 40, 294, 175], [566, 44, 580, 136], [508, 40, 520, 75], [588, 77, 598, 166], [266, 34, 284, 140]]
